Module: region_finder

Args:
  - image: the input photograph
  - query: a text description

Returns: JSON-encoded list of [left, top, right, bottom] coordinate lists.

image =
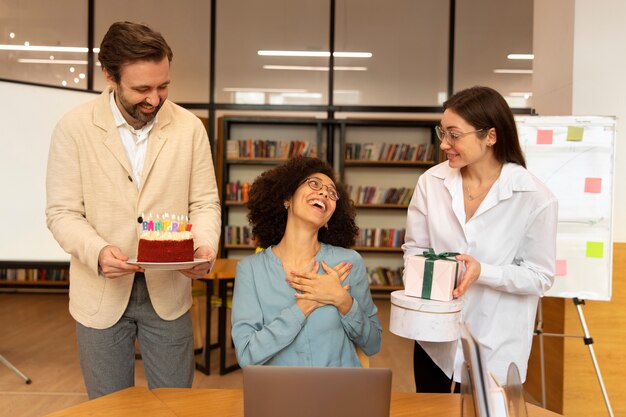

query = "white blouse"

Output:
[[402, 161, 558, 383]]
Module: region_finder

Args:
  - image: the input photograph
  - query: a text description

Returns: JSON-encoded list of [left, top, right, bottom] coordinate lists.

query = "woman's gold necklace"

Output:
[[463, 172, 500, 201], [464, 185, 490, 201]]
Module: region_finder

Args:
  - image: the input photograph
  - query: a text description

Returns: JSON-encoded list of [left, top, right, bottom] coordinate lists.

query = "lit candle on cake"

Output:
[[155, 214, 162, 231], [142, 212, 148, 231], [179, 215, 186, 232], [161, 213, 169, 232]]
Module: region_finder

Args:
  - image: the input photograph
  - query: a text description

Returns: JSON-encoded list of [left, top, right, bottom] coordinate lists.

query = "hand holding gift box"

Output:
[[405, 249, 462, 301]]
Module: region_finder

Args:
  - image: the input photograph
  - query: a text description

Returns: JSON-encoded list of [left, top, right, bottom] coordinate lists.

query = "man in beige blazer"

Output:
[[46, 22, 221, 399]]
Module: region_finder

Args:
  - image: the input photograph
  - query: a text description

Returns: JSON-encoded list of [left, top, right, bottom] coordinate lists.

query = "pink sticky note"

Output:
[[555, 259, 567, 276], [536, 129, 553, 145], [584, 177, 602, 193]]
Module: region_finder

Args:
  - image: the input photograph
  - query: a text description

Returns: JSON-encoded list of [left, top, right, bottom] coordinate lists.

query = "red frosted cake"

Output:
[[137, 230, 194, 262]]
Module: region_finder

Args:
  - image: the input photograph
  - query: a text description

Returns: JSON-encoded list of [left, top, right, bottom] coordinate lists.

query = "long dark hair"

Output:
[[98, 21, 173, 83], [444, 86, 526, 167], [246, 157, 358, 248]]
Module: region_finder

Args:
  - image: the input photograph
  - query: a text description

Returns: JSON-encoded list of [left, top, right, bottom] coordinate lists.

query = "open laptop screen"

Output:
[[243, 366, 392, 417]]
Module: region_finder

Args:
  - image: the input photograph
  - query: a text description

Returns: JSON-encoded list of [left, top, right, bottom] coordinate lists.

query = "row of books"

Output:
[[224, 225, 405, 249], [227, 139, 317, 159], [225, 181, 251, 202], [224, 225, 253, 246], [367, 266, 403, 286], [348, 185, 413, 205], [0, 268, 69, 282], [345, 142, 435, 162], [356, 228, 405, 248]]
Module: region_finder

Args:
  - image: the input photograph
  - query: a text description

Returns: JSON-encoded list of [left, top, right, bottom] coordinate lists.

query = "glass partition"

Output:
[[0, 0, 88, 88], [334, 0, 449, 107], [454, 0, 533, 108], [94, 0, 211, 103], [215, 0, 329, 105]]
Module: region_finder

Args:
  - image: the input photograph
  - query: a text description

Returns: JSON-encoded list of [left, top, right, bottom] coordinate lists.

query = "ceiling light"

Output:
[[258, 50, 372, 58], [507, 54, 534, 60], [0, 44, 100, 53], [263, 65, 367, 71], [18, 58, 88, 65], [509, 92, 533, 99], [223, 87, 308, 93], [493, 69, 533, 74], [9, 32, 15, 39]]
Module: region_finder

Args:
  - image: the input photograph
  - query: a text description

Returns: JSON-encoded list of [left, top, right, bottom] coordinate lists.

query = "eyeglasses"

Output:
[[435, 125, 488, 143], [303, 177, 339, 201]]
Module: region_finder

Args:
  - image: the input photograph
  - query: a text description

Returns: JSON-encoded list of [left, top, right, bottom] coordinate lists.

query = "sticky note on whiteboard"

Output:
[[536, 129, 553, 145], [555, 259, 567, 276], [586, 241, 604, 258], [584, 177, 602, 193], [566, 126, 584, 141]]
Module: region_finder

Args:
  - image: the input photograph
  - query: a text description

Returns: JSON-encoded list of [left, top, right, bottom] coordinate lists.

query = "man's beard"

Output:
[[117, 87, 164, 125]]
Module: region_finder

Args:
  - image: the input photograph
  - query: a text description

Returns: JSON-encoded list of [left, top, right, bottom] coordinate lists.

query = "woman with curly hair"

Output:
[[231, 156, 382, 367]]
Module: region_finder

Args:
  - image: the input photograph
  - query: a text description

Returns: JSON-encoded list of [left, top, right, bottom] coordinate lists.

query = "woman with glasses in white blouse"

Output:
[[403, 86, 558, 392], [232, 157, 382, 367]]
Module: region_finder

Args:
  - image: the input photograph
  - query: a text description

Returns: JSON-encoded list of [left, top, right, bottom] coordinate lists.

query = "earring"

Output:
[[284, 202, 290, 209], [324, 223, 329, 229]]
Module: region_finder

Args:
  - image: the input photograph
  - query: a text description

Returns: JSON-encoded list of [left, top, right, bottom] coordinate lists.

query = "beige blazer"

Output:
[[46, 88, 221, 329]]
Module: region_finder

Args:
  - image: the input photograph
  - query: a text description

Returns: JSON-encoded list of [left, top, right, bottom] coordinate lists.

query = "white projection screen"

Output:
[[0, 80, 98, 263]]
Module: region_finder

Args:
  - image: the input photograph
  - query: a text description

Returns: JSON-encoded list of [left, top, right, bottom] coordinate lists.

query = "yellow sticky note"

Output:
[[586, 241, 604, 258], [566, 126, 584, 141]]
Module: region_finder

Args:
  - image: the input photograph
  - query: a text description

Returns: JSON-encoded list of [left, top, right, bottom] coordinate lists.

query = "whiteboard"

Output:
[[517, 116, 615, 301], [0, 81, 98, 263]]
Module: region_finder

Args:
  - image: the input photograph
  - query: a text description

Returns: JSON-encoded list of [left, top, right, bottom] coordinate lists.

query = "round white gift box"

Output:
[[389, 290, 462, 342]]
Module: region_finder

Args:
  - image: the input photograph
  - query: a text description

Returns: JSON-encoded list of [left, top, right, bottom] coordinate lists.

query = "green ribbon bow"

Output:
[[420, 248, 460, 299]]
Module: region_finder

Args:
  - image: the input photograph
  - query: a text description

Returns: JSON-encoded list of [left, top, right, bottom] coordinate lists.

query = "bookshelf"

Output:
[[218, 116, 329, 260], [336, 118, 440, 291], [0, 261, 69, 292], [217, 115, 441, 293]]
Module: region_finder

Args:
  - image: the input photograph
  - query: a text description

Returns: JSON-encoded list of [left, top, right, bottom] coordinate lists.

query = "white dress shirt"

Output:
[[109, 91, 156, 189], [402, 161, 558, 384]]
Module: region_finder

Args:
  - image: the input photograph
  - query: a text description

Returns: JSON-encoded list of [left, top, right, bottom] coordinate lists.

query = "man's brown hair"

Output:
[[98, 21, 173, 83]]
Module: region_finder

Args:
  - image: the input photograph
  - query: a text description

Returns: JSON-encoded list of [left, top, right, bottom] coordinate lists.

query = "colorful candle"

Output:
[[155, 214, 162, 231]]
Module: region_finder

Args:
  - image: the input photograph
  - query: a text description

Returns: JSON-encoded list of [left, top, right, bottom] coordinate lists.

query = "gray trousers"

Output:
[[76, 273, 194, 399]]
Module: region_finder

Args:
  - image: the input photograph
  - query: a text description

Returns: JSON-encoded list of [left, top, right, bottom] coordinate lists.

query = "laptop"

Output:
[[243, 366, 392, 417], [460, 323, 494, 417]]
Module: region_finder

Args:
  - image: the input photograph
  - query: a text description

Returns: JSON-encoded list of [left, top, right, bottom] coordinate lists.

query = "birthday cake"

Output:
[[137, 214, 194, 262]]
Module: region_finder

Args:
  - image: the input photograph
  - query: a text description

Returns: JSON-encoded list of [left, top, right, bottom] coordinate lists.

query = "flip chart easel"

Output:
[[517, 116, 615, 416]]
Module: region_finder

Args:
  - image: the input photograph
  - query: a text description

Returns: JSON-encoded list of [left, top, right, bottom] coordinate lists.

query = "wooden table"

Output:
[[195, 259, 239, 376], [44, 386, 563, 417]]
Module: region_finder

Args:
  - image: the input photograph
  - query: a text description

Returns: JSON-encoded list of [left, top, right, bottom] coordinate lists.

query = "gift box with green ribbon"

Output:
[[404, 248, 461, 301]]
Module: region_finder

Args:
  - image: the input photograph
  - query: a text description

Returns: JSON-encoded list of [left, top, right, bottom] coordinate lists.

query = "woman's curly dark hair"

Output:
[[247, 156, 358, 249]]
